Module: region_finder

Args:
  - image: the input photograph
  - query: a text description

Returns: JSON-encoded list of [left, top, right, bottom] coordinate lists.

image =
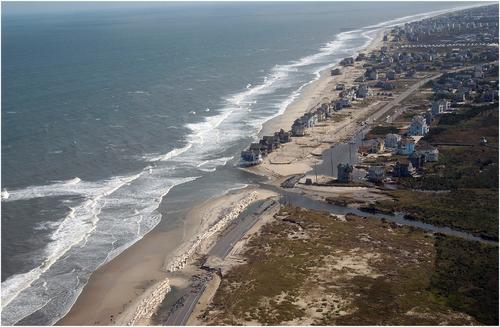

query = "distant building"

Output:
[[417, 148, 439, 162], [335, 98, 352, 110], [367, 166, 385, 183], [356, 53, 367, 61], [337, 163, 353, 183], [371, 138, 385, 153], [354, 75, 367, 83], [474, 65, 484, 78], [356, 84, 370, 98], [331, 68, 342, 76], [408, 115, 429, 136], [405, 69, 416, 78], [335, 83, 345, 91], [431, 99, 451, 115], [424, 111, 433, 125], [366, 68, 378, 80], [261, 135, 280, 152], [385, 133, 401, 148], [291, 121, 306, 136], [386, 70, 397, 80], [397, 137, 415, 155], [393, 160, 415, 177], [340, 57, 354, 66], [275, 129, 291, 143], [240, 149, 263, 166], [408, 152, 425, 170]]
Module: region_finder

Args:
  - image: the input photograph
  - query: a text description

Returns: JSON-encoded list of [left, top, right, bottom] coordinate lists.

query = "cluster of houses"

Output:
[[240, 5, 497, 173], [240, 129, 291, 166], [358, 105, 441, 183], [241, 102, 339, 165], [291, 103, 337, 136], [364, 134, 439, 183], [430, 64, 499, 104], [357, 6, 498, 96], [391, 5, 499, 45]]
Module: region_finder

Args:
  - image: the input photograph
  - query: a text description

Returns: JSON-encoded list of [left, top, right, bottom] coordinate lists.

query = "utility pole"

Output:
[[330, 150, 334, 177], [349, 142, 352, 164], [315, 162, 318, 184]]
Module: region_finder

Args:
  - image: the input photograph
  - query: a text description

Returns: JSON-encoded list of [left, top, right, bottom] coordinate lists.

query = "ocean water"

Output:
[[1, 2, 473, 325]]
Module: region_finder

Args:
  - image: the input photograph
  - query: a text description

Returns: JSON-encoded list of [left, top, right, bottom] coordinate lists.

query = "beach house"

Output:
[[393, 160, 415, 177], [370, 138, 385, 153], [367, 166, 385, 183], [431, 99, 450, 115], [365, 68, 378, 80], [408, 152, 425, 170], [335, 98, 352, 110], [397, 137, 415, 155], [337, 163, 353, 183], [340, 57, 354, 66], [331, 68, 342, 76], [292, 121, 306, 136], [356, 84, 370, 98], [408, 115, 429, 136], [416, 148, 439, 162], [385, 133, 401, 148], [240, 149, 263, 166], [386, 70, 397, 80], [275, 129, 291, 143]]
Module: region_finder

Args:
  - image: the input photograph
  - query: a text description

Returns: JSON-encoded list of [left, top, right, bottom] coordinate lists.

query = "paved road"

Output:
[[370, 73, 441, 123], [369, 63, 492, 126], [164, 199, 278, 325], [209, 199, 277, 259]]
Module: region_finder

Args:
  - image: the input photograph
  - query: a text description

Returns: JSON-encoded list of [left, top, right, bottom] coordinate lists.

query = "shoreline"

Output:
[[56, 186, 276, 325], [57, 25, 387, 326], [259, 28, 384, 137]]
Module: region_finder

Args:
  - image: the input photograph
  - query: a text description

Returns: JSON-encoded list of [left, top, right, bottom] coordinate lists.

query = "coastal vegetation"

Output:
[[365, 125, 399, 139], [368, 188, 498, 240], [198, 207, 482, 325], [430, 235, 499, 325], [366, 104, 499, 240]]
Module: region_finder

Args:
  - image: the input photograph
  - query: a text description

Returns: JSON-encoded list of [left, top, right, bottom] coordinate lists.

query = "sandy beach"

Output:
[[57, 187, 276, 325], [58, 27, 386, 326], [251, 33, 387, 182]]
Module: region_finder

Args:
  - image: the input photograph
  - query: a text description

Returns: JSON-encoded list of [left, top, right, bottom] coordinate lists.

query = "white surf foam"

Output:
[[1, 172, 199, 325]]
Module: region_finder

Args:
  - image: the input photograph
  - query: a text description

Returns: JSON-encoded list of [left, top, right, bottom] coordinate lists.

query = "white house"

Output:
[[431, 99, 451, 115], [408, 115, 429, 136]]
